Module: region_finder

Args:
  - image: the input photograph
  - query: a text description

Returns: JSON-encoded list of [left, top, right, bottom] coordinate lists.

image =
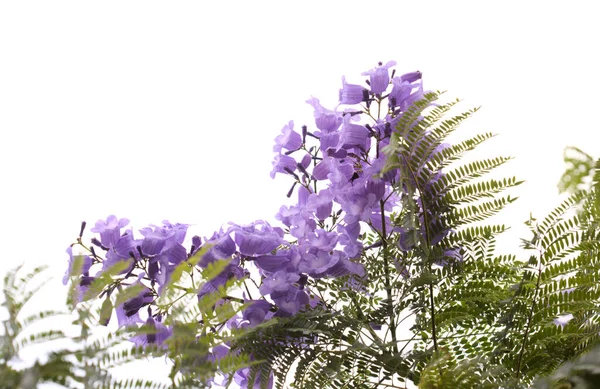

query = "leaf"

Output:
[[99, 296, 113, 326]]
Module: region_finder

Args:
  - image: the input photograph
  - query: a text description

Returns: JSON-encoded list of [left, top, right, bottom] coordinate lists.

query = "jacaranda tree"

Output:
[[55, 61, 600, 389]]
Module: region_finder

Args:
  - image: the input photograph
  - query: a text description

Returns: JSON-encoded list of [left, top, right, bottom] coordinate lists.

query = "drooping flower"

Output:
[[198, 229, 237, 268], [389, 71, 423, 112], [130, 316, 171, 348], [230, 220, 284, 257], [270, 285, 309, 316], [337, 114, 371, 152], [298, 249, 342, 277], [270, 154, 297, 179], [197, 258, 245, 299], [63, 247, 92, 285], [71, 274, 97, 303], [339, 76, 366, 105], [254, 247, 300, 274], [307, 189, 334, 221], [273, 120, 302, 153], [306, 97, 342, 133], [239, 300, 274, 328], [116, 285, 154, 328]]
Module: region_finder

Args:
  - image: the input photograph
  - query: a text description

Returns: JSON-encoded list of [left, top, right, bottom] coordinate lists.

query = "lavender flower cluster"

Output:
[[65, 61, 427, 388]]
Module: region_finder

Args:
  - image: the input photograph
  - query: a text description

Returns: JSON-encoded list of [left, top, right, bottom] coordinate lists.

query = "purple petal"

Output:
[[339, 76, 366, 105], [361, 61, 396, 94], [273, 120, 302, 152]]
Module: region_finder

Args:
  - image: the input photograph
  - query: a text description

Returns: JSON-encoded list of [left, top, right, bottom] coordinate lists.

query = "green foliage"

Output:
[[558, 146, 594, 194], [0, 265, 72, 388], [533, 345, 600, 389]]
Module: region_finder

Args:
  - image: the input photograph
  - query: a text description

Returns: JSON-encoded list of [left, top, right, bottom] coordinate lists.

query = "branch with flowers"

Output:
[[63, 61, 600, 389]]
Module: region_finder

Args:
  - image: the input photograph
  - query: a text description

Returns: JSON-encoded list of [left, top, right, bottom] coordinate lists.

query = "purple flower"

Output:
[[130, 316, 171, 348], [298, 249, 342, 277], [230, 220, 284, 257], [324, 257, 365, 278], [389, 74, 423, 112], [306, 97, 342, 133], [273, 120, 302, 153], [254, 248, 300, 274], [161, 220, 189, 244], [103, 230, 139, 273], [198, 229, 236, 268], [306, 229, 338, 252], [240, 300, 273, 328], [275, 204, 316, 240], [71, 275, 96, 303], [90, 215, 129, 248], [63, 247, 92, 285], [157, 241, 187, 267], [339, 76, 366, 105], [116, 285, 154, 328], [197, 259, 245, 299], [337, 115, 371, 152], [307, 189, 334, 221], [259, 271, 300, 295], [338, 222, 363, 258], [361, 61, 396, 94], [139, 225, 175, 256], [318, 132, 341, 155], [270, 154, 297, 179], [271, 285, 309, 316]]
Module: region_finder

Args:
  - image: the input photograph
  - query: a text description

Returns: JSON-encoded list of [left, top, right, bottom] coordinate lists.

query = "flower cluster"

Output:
[[65, 61, 436, 388]]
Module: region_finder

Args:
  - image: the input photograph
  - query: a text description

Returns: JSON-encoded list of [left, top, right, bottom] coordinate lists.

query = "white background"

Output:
[[1, 0, 599, 385]]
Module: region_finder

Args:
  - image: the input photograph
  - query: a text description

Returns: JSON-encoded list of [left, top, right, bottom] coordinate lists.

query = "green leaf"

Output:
[[99, 296, 113, 326]]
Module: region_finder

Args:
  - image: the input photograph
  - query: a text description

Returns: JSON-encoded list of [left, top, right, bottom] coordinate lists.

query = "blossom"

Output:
[[306, 97, 342, 133], [270, 285, 309, 316], [254, 247, 299, 274], [337, 115, 371, 152], [339, 76, 365, 105], [197, 259, 245, 299], [307, 189, 333, 221], [161, 220, 189, 244], [103, 230, 139, 273], [71, 275, 96, 303], [130, 316, 171, 348], [259, 270, 300, 295], [361, 61, 396, 94], [90, 215, 129, 248], [139, 225, 175, 256], [270, 154, 297, 179], [239, 300, 273, 328], [63, 247, 92, 285], [230, 220, 284, 257], [198, 229, 236, 268], [116, 284, 154, 328], [273, 120, 302, 152], [389, 70, 423, 111]]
